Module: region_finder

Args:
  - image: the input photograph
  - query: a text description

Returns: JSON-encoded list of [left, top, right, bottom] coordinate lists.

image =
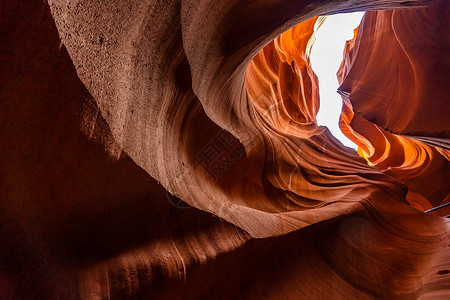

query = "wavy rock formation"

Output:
[[338, 7, 450, 213], [0, 0, 449, 299], [338, 7, 450, 138]]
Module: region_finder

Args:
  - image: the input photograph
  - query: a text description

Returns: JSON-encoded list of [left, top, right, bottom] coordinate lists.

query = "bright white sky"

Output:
[[310, 12, 364, 150]]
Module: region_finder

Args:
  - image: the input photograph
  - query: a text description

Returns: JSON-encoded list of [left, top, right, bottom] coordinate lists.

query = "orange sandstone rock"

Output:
[[338, 8, 450, 212]]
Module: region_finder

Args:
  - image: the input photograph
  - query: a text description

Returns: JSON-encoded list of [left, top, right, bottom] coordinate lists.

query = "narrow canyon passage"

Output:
[[310, 12, 364, 149], [1, 0, 449, 299]]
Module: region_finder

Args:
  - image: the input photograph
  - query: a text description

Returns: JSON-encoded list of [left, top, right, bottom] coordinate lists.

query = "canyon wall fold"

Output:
[[337, 7, 450, 213]]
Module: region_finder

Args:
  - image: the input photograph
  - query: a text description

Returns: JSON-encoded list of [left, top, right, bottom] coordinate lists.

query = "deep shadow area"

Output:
[[0, 1, 242, 298]]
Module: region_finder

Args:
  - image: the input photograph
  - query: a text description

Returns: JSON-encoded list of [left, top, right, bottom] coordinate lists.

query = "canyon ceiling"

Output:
[[0, 0, 449, 299]]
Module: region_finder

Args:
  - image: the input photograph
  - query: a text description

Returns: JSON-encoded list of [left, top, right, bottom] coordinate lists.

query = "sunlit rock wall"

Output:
[[338, 7, 450, 212]]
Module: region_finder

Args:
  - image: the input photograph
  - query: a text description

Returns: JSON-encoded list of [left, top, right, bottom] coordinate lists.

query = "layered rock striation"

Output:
[[338, 8, 450, 212]]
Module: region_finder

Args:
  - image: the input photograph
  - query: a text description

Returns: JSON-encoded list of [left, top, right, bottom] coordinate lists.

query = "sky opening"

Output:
[[310, 12, 364, 150]]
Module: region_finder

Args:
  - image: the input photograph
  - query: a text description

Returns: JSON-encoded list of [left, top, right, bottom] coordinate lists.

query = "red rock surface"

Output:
[[0, 0, 449, 299], [338, 7, 450, 213]]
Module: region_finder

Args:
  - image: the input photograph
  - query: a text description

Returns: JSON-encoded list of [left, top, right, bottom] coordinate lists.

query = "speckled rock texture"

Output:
[[0, 0, 448, 299]]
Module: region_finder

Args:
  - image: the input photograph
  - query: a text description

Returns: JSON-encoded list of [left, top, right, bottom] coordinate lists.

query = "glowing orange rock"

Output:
[[338, 7, 450, 137], [338, 8, 450, 212]]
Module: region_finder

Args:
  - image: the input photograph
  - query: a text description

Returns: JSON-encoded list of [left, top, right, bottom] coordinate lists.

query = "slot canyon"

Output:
[[0, 0, 449, 299]]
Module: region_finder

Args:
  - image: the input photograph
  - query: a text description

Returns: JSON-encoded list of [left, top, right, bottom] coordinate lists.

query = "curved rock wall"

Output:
[[338, 7, 450, 212]]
